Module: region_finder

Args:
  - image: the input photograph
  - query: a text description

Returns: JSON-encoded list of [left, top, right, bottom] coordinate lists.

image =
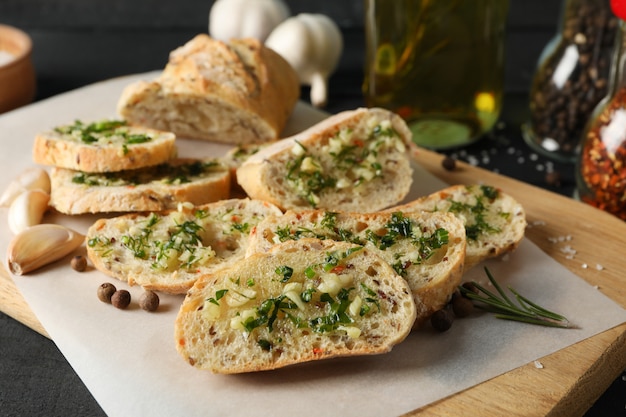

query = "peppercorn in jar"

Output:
[[524, 0, 617, 163]]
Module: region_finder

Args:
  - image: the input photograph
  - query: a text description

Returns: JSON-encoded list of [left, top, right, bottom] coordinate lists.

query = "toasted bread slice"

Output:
[[246, 209, 466, 324], [174, 238, 416, 374], [236, 107, 414, 211], [389, 184, 527, 270], [86, 198, 283, 294], [33, 119, 176, 173], [49, 158, 230, 214]]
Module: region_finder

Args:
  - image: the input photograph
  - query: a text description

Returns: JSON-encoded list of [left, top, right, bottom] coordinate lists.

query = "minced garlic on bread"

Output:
[[32, 119, 177, 173], [49, 158, 231, 214], [174, 238, 417, 374], [85, 198, 283, 294], [236, 107, 415, 211], [246, 209, 466, 324], [389, 184, 527, 271]]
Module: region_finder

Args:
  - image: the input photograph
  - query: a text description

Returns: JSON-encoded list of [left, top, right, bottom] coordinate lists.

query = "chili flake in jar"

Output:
[[577, 87, 626, 220]]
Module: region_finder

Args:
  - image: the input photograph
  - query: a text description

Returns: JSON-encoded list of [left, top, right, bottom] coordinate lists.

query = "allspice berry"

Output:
[[451, 292, 474, 318], [139, 290, 160, 312], [111, 289, 131, 310], [71, 255, 87, 272], [97, 283, 117, 303], [431, 308, 454, 332], [441, 155, 457, 171]]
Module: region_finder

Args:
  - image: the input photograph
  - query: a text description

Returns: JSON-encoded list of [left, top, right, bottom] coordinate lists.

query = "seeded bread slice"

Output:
[[388, 184, 527, 270], [236, 107, 414, 211], [174, 238, 416, 374], [49, 158, 230, 214], [86, 198, 283, 294], [33, 119, 177, 173], [246, 209, 466, 324], [117, 35, 300, 144]]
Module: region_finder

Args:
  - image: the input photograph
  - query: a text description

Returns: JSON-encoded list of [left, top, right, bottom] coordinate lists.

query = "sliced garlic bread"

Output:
[[389, 184, 527, 270], [236, 107, 414, 211], [247, 209, 466, 324], [86, 198, 283, 294], [33, 119, 177, 173], [49, 158, 230, 214], [175, 238, 416, 374]]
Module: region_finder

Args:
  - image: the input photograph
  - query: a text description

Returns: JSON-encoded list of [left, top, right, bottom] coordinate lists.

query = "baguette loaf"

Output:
[[117, 34, 300, 144], [32, 119, 177, 173], [86, 198, 283, 294], [246, 209, 466, 324], [175, 238, 417, 373], [389, 184, 527, 270], [236, 107, 415, 211], [49, 158, 230, 214]]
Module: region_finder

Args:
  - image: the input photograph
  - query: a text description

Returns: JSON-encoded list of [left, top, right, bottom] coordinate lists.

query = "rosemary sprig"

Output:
[[459, 267, 572, 329]]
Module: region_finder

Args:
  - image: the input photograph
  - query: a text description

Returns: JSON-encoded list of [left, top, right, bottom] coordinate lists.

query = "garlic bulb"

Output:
[[209, 0, 290, 42], [265, 13, 343, 108]]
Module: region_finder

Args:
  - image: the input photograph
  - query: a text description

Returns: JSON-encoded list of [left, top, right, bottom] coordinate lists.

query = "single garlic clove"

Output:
[[8, 189, 50, 234], [0, 167, 51, 207], [7, 224, 85, 275]]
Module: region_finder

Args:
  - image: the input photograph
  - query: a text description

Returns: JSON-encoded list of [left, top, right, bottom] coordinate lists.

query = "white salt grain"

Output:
[[534, 360, 544, 369], [596, 264, 605, 271], [582, 263, 588, 269], [0, 50, 15, 66]]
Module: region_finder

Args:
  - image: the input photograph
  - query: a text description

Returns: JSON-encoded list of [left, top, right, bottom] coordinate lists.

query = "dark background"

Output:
[[1, 0, 625, 416]]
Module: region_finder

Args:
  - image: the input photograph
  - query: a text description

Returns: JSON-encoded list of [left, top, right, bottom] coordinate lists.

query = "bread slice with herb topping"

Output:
[[388, 184, 527, 270], [174, 238, 417, 373], [236, 107, 415, 211], [246, 209, 466, 324], [33, 119, 177, 173], [86, 198, 283, 294], [49, 158, 230, 214]]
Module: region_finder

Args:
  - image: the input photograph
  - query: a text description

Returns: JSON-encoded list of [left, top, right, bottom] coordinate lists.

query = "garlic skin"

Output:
[[0, 167, 51, 207], [209, 0, 290, 42], [8, 189, 50, 235], [265, 13, 343, 108], [7, 224, 85, 275]]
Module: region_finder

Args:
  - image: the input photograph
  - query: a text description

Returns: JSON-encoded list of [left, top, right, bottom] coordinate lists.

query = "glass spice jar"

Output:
[[576, 14, 626, 221], [523, 0, 617, 163]]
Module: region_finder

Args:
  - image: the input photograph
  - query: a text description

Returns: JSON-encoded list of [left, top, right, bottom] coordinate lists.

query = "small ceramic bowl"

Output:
[[0, 24, 36, 114]]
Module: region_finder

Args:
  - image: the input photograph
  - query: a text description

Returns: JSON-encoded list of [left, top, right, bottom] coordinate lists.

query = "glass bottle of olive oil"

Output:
[[363, 0, 509, 149]]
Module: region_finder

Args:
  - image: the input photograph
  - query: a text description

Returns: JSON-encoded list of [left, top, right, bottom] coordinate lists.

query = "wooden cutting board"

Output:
[[2, 147, 625, 416]]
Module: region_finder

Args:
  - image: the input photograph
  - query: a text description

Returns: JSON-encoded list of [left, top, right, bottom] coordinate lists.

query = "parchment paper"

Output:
[[2, 73, 626, 417]]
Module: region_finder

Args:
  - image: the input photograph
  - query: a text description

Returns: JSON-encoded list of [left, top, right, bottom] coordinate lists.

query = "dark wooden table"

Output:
[[1, 1, 624, 415]]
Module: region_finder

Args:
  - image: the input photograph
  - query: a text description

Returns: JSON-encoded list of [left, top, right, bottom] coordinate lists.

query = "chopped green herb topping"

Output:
[[447, 187, 502, 241], [54, 119, 153, 147], [71, 160, 222, 187]]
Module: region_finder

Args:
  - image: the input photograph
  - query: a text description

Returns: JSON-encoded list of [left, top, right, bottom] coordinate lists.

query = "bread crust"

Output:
[[49, 158, 231, 214], [236, 107, 415, 211], [389, 184, 527, 270], [86, 198, 283, 294], [117, 35, 300, 144], [174, 238, 416, 373], [32, 122, 177, 173]]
